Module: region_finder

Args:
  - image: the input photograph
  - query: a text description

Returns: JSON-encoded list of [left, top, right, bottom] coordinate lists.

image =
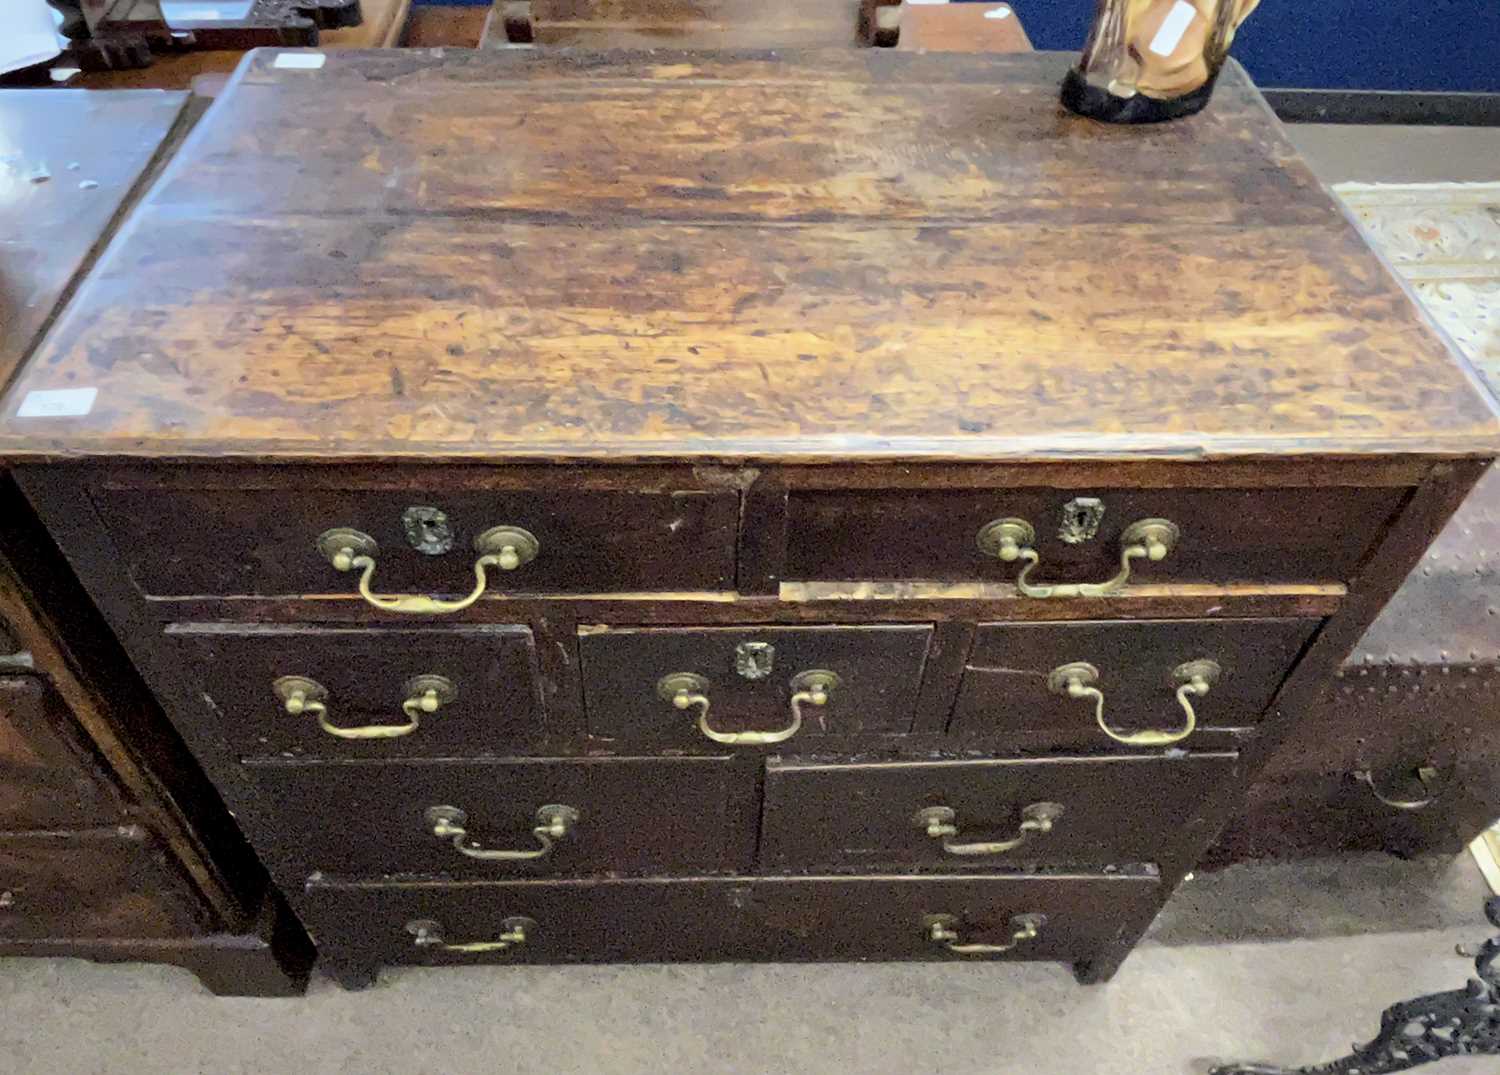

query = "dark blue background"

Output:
[[414, 0, 1500, 92]]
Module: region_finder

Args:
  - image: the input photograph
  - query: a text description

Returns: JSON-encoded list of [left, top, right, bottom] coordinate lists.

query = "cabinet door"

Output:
[[579, 624, 933, 745], [0, 676, 123, 829]]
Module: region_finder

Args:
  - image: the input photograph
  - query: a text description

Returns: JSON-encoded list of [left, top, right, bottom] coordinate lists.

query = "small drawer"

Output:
[[245, 756, 748, 878], [90, 479, 739, 599], [578, 624, 933, 745], [951, 618, 1319, 745], [301, 873, 1160, 967], [0, 676, 124, 828], [786, 487, 1403, 585], [166, 624, 544, 759], [0, 827, 208, 941], [759, 753, 1239, 874]]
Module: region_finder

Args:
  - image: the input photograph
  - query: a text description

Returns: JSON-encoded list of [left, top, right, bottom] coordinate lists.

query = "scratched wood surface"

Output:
[[1, 49, 1496, 463], [0, 90, 188, 394]]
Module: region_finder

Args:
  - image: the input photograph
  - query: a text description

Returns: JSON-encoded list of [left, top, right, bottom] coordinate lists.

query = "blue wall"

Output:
[[995, 0, 1500, 92], [413, 0, 1500, 92]]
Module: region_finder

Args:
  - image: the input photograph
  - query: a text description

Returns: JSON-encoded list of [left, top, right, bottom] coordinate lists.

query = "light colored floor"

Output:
[[1287, 123, 1500, 184], [6, 125, 1499, 1075]]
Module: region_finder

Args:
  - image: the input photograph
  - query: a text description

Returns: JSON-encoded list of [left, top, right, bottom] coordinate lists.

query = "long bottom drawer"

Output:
[[302, 873, 1160, 971]]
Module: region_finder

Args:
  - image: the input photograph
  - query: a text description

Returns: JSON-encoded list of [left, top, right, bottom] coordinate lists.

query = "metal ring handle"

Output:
[[978, 517, 1179, 598], [1048, 658, 1219, 747], [274, 675, 455, 741], [1357, 765, 1441, 811], [914, 802, 1064, 856], [317, 526, 539, 615], [425, 804, 578, 861], [659, 670, 840, 746], [924, 913, 1045, 955], [406, 916, 535, 954]]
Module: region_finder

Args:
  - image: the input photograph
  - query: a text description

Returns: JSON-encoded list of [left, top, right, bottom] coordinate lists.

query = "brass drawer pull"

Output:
[[406, 916, 535, 954], [1357, 765, 1442, 811], [657, 669, 841, 746], [923, 913, 1045, 955], [317, 525, 539, 615], [425, 804, 579, 861], [274, 674, 456, 740], [913, 802, 1064, 856], [1049, 658, 1220, 747], [977, 516, 1178, 598]]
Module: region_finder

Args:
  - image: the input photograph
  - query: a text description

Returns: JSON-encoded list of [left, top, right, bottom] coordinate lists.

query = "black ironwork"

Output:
[[1212, 897, 1500, 1073]]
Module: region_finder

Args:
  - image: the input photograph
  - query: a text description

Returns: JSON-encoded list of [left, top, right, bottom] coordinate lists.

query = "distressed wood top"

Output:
[[1, 49, 1495, 463], [0, 90, 188, 393]]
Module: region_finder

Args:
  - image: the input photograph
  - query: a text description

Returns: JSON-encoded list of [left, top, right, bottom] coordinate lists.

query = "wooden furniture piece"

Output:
[[64, 0, 410, 91], [1, 49, 1495, 988], [0, 89, 311, 995], [481, 0, 897, 48]]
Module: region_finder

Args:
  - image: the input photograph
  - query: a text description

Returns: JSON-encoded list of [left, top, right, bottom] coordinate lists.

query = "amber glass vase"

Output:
[[1062, 0, 1262, 123]]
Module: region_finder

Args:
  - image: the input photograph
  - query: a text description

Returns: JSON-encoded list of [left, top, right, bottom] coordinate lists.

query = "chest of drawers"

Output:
[[1, 50, 1495, 988]]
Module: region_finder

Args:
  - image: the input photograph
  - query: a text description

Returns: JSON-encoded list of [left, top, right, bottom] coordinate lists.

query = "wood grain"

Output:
[[2, 50, 1494, 462]]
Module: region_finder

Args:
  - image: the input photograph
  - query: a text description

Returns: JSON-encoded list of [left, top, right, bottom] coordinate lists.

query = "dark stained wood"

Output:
[[243, 756, 746, 877], [92, 480, 739, 597], [0, 90, 189, 395], [166, 623, 545, 759], [481, 0, 867, 49], [950, 618, 1320, 740], [786, 486, 1407, 585], [0, 676, 125, 828], [578, 624, 933, 741], [760, 753, 1238, 876], [2, 50, 1495, 462], [0, 826, 208, 940], [301, 872, 1160, 970]]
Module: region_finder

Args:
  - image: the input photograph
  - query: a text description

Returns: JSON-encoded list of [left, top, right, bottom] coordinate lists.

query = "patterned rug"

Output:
[[1336, 181, 1500, 399]]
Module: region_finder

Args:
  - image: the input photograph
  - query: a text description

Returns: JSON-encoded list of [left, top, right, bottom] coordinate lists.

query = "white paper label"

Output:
[[1148, 1, 1198, 57], [17, 387, 97, 418], [273, 52, 326, 70], [984, 5, 1013, 19]]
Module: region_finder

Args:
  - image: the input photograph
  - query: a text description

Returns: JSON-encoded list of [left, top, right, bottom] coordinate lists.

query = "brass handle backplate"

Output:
[[658, 669, 840, 746], [406, 916, 536, 954], [923, 913, 1045, 955], [426, 804, 579, 861], [914, 802, 1064, 856], [977, 516, 1179, 598], [317, 525, 539, 615], [1048, 658, 1219, 747]]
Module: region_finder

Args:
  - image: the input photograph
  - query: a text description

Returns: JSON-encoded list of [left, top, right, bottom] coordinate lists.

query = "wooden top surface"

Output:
[[2, 49, 1496, 464], [0, 89, 188, 393]]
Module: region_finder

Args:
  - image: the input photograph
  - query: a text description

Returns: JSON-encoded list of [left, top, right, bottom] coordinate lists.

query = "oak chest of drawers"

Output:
[[1, 49, 1496, 988]]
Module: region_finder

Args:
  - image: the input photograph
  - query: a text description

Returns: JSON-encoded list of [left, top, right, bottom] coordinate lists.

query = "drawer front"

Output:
[[91, 483, 739, 598], [760, 754, 1239, 873], [786, 487, 1403, 585], [951, 618, 1319, 743], [167, 624, 544, 759], [0, 828, 207, 941], [578, 625, 933, 744], [0, 676, 123, 828], [246, 756, 747, 878], [301, 873, 1159, 965]]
